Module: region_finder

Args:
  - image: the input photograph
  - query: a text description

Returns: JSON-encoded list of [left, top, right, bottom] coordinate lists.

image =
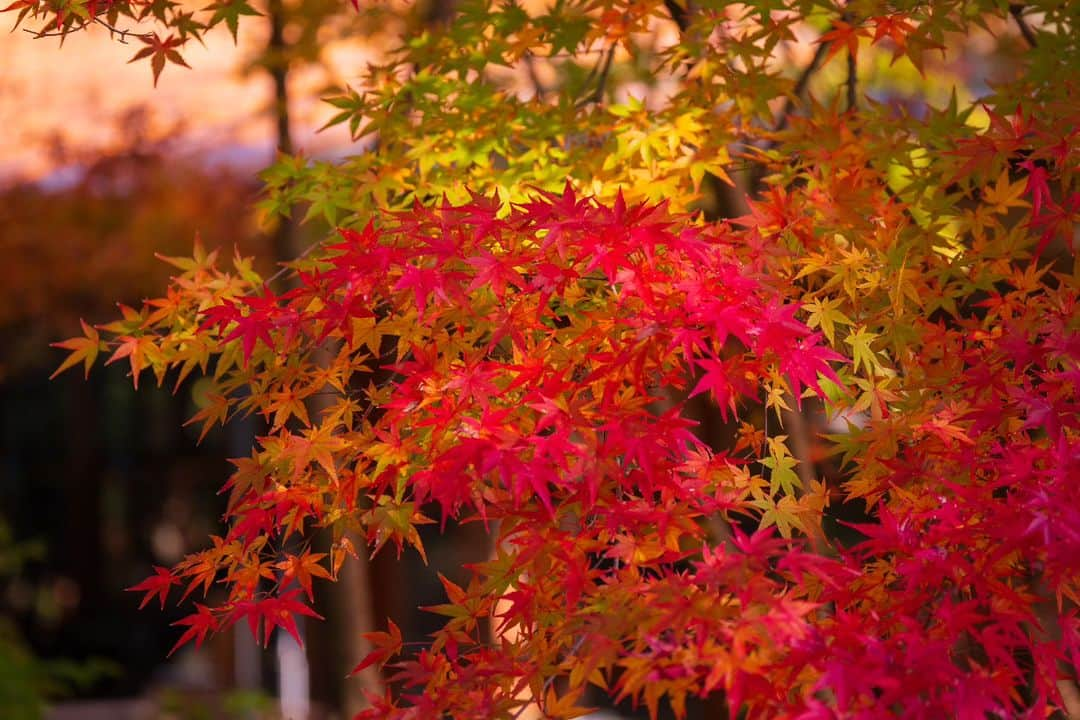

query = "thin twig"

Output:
[[22, 16, 153, 43], [544, 48, 609, 59], [748, 16, 848, 193], [592, 44, 615, 102], [95, 16, 153, 42], [265, 234, 327, 286], [772, 32, 833, 136], [663, 0, 709, 80], [846, 45, 858, 111], [523, 51, 546, 102], [1009, 3, 1038, 48], [577, 43, 615, 107], [22, 26, 66, 38]]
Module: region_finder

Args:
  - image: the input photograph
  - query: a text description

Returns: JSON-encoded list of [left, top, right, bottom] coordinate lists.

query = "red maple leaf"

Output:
[[127, 566, 179, 610], [168, 603, 219, 656]]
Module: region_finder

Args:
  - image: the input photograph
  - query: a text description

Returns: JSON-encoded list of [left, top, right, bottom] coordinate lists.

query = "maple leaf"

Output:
[[50, 319, 103, 380], [817, 20, 867, 66], [761, 437, 801, 497], [203, 0, 259, 41], [168, 603, 219, 656], [104, 334, 165, 390], [689, 355, 740, 420], [982, 168, 1029, 215], [201, 288, 284, 366], [779, 333, 846, 407], [465, 250, 526, 300], [127, 566, 179, 610], [128, 32, 190, 86], [330, 536, 360, 580], [916, 411, 974, 447], [176, 539, 229, 603], [233, 589, 323, 648], [275, 552, 332, 601], [845, 326, 883, 377], [801, 297, 852, 345], [870, 14, 915, 49], [266, 385, 312, 430], [155, 233, 218, 274], [751, 492, 803, 538], [184, 392, 232, 443], [350, 619, 403, 675]]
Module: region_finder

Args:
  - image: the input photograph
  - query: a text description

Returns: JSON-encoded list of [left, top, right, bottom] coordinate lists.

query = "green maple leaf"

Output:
[[802, 296, 853, 344], [204, 0, 260, 41], [542, 7, 589, 54], [762, 452, 800, 497], [846, 325, 883, 376]]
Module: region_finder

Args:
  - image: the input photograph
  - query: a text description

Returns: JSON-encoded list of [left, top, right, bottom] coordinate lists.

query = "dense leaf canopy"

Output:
[[36, 0, 1080, 717]]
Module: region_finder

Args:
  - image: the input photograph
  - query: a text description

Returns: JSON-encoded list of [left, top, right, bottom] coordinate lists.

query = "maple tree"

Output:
[[33, 0, 1080, 718]]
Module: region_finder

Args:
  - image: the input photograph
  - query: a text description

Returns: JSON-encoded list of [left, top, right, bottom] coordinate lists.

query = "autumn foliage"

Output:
[[0, 133, 266, 373], [37, 0, 1080, 717]]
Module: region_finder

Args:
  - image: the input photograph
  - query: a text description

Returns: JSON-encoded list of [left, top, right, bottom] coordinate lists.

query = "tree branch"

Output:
[[1009, 3, 1038, 48], [592, 44, 615, 101], [664, 0, 689, 32], [576, 43, 615, 107], [23, 16, 153, 43], [523, 51, 546, 101], [773, 29, 833, 136], [846, 45, 858, 111]]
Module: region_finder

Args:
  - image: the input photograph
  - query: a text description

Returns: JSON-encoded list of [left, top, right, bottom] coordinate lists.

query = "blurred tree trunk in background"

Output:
[[262, 3, 384, 714]]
